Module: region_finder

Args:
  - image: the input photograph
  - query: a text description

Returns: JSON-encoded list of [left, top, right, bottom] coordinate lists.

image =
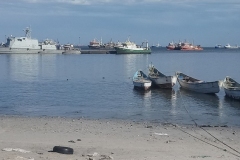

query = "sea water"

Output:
[[0, 48, 240, 127]]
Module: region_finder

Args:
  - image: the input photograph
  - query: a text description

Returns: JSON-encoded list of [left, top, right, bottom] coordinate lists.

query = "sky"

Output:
[[0, 0, 240, 47]]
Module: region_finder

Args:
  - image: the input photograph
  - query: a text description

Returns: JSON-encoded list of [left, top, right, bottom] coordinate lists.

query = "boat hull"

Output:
[[0, 48, 63, 54], [133, 80, 152, 90], [149, 76, 177, 88], [88, 45, 102, 49], [179, 45, 203, 50], [223, 76, 240, 100], [224, 45, 239, 49], [166, 46, 175, 50], [62, 50, 81, 54], [224, 88, 240, 100], [115, 48, 151, 54], [178, 80, 220, 93]]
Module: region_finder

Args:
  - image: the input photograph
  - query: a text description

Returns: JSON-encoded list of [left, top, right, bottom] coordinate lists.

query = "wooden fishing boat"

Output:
[[148, 64, 177, 88], [223, 76, 240, 100], [176, 72, 220, 94], [133, 70, 152, 90]]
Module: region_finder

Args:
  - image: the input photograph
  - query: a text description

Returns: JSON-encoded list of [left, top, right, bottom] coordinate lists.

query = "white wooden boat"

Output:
[[133, 70, 152, 90], [175, 72, 220, 94], [148, 64, 177, 88], [223, 76, 240, 100]]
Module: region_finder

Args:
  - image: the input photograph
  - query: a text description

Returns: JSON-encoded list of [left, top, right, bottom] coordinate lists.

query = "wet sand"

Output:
[[0, 116, 240, 160]]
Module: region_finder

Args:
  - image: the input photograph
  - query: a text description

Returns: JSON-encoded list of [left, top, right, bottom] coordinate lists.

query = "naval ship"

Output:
[[0, 27, 62, 54]]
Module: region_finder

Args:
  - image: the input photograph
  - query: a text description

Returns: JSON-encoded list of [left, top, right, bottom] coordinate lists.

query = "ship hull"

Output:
[[149, 76, 177, 89], [115, 48, 151, 54], [0, 48, 63, 54]]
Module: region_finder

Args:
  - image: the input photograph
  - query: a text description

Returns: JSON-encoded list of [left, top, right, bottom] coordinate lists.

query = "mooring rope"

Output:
[[177, 126, 240, 158], [177, 87, 240, 157]]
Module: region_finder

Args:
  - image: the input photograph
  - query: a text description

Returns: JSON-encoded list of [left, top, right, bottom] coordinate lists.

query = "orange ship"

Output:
[[180, 42, 203, 50]]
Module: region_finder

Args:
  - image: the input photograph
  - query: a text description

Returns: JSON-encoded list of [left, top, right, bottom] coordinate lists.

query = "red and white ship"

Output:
[[179, 42, 203, 50], [88, 38, 103, 49], [166, 42, 176, 50]]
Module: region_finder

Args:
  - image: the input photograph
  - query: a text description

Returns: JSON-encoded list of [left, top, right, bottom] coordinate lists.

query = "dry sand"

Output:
[[0, 116, 240, 160]]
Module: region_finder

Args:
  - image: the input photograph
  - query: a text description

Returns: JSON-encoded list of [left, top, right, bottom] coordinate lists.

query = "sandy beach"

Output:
[[0, 116, 240, 160]]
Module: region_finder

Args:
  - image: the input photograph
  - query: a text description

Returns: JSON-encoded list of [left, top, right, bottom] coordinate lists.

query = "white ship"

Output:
[[0, 27, 62, 54], [224, 44, 239, 49]]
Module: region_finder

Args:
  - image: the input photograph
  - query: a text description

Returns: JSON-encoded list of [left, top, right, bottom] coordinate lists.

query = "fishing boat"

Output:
[[114, 37, 151, 54], [88, 38, 103, 49], [177, 42, 203, 51], [175, 72, 220, 94], [0, 27, 61, 54], [148, 64, 177, 88], [151, 42, 161, 48], [224, 44, 239, 49], [133, 70, 152, 90], [62, 44, 81, 54], [222, 76, 240, 100], [166, 42, 176, 50], [102, 39, 118, 49], [215, 44, 222, 48]]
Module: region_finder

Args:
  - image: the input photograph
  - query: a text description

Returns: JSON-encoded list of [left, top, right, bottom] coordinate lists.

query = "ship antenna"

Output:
[[127, 35, 130, 42], [24, 26, 31, 38]]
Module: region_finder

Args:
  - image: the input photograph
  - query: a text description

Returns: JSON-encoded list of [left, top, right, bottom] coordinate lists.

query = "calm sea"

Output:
[[0, 47, 240, 127]]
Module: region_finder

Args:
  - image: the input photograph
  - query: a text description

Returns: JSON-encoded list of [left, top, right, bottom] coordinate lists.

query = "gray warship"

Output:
[[0, 27, 62, 54]]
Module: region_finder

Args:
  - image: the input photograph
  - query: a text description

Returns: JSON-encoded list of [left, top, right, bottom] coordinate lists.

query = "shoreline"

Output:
[[1, 115, 240, 160]]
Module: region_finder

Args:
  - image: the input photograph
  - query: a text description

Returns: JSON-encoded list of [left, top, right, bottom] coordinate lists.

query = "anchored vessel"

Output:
[[166, 42, 176, 50], [176, 72, 220, 94], [215, 44, 222, 48], [148, 64, 177, 89], [166, 41, 203, 50], [88, 38, 103, 49], [223, 76, 240, 100], [114, 38, 151, 54], [62, 44, 81, 54], [177, 42, 203, 50], [151, 42, 161, 48], [0, 27, 62, 54], [224, 44, 239, 49], [133, 70, 152, 90]]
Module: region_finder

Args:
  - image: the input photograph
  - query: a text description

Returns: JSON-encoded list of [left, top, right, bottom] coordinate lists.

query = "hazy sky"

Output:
[[0, 0, 239, 47]]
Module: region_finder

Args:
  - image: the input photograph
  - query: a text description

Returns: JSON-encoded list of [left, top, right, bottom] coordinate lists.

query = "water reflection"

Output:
[[152, 88, 178, 116], [6, 54, 57, 82], [132, 89, 152, 115], [177, 88, 220, 108], [223, 96, 240, 110], [122, 54, 150, 80], [152, 88, 176, 100], [0, 50, 240, 126], [176, 88, 227, 126], [8, 54, 39, 81], [133, 88, 151, 99]]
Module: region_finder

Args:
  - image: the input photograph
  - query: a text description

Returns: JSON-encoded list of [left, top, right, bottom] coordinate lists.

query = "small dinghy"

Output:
[[223, 76, 240, 100], [133, 70, 152, 90]]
